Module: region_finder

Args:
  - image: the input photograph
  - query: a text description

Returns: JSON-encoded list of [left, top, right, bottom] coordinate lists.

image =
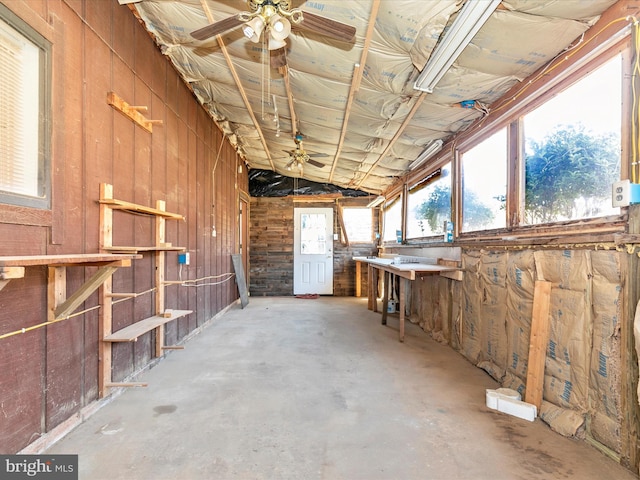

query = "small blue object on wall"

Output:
[[396, 229, 402, 243]]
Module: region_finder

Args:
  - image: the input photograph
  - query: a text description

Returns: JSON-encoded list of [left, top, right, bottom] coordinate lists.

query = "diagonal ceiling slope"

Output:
[[123, 0, 617, 194]]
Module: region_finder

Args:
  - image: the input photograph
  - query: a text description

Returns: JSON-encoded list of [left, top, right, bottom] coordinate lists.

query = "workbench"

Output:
[[353, 256, 461, 342]]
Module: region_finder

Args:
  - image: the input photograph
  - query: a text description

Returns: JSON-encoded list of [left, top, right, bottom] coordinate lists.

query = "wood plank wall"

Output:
[[0, 0, 248, 453], [249, 196, 378, 296]]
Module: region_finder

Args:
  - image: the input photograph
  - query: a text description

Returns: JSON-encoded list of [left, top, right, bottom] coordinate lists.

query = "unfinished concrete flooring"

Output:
[[47, 297, 636, 479]]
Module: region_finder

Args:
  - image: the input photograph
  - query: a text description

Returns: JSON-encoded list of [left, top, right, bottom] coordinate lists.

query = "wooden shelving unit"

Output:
[[0, 254, 139, 322], [98, 183, 191, 397]]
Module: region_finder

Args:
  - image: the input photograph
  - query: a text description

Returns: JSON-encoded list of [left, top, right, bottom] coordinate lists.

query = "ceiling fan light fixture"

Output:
[[268, 35, 288, 50], [243, 16, 265, 42], [269, 14, 291, 40], [414, 0, 500, 93]]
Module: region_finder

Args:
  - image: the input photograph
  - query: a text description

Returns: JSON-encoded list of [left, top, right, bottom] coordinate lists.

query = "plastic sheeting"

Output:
[[249, 169, 368, 197], [131, 0, 618, 194]]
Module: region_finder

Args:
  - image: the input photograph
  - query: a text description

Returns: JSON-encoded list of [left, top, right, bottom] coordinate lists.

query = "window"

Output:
[[523, 54, 621, 224], [0, 4, 50, 209], [300, 213, 327, 254], [406, 164, 451, 239], [461, 128, 507, 232], [383, 196, 402, 243], [342, 207, 373, 243]]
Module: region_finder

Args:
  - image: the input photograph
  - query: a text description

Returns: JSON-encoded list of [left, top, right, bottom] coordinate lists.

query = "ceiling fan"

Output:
[[190, 0, 357, 47], [284, 133, 330, 172]]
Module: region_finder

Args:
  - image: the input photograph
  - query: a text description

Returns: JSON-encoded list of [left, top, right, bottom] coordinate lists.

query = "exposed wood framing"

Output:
[[98, 183, 192, 397], [52, 265, 122, 320], [525, 280, 553, 410], [107, 91, 162, 133], [622, 206, 640, 472], [329, 0, 380, 184], [198, 0, 275, 170], [356, 94, 426, 190], [336, 203, 349, 245]]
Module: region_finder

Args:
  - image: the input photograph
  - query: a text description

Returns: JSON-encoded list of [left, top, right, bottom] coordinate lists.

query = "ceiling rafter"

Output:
[[355, 93, 426, 190], [279, 65, 298, 140], [328, 0, 381, 184], [198, 0, 275, 170]]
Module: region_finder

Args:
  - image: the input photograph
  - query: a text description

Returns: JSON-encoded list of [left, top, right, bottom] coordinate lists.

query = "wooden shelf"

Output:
[[98, 183, 188, 397], [0, 253, 139, 267], [0, 254, 140, 297], [103, 310, 192, 342], [99, 198, 184, 220], [103, 246, 186, 253]]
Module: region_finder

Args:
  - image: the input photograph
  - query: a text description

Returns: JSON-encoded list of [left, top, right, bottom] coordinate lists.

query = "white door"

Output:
[[294, 207, 333, 295]]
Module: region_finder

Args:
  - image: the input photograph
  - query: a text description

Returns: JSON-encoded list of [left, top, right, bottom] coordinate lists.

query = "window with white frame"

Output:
[[406, 164, 451, 239], [461, 128, 507, 232], [0, 5, 50, 208], [342, 207, 373, 243], [382, 196, 402, 243]]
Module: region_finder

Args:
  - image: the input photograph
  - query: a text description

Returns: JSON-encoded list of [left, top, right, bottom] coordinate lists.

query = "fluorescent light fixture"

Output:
[[414, 0, 500, 93], [367, 196, 385, 208], [409, 139, 444, 170]]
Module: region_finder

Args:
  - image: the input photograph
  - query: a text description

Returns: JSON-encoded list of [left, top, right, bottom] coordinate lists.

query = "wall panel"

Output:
[[0, 0, 245, 453]]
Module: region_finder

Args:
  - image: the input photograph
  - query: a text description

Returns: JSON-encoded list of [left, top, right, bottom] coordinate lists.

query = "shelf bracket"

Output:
[[50, 263, 127, 321]]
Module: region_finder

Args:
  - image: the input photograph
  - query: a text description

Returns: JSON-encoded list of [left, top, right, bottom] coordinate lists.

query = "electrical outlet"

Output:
[[178, 252, 190, 265], [612, 180, 640, 207], [612, 180, 629, 207]]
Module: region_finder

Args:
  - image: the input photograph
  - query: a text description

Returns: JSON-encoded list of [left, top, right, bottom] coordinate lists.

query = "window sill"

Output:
[[0, 203, 52, 227]]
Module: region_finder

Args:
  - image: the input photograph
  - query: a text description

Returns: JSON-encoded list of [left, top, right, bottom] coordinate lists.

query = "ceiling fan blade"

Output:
[[298, 11, 356, 43], [306, 159, 327, 168], [308, 152, 329, 157], [191, 15, 244, 41], [270, 47, 288, 69]]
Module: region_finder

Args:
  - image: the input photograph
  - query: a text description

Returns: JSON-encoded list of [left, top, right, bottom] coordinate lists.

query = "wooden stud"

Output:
[[336, 203, 349, 245], [47, 267, 66, 323], [622, 204, 640, 472], [99, 276, 113, 398], [155, 199, 166, 358], [100, 183, 114, 251], [524, 280, 553, 410], [398, 277, 406, 342], [367, 264, 374, 310], [107, 91, 162, 133], [381, 270, 390, 326], [355, 260, 361, 297]]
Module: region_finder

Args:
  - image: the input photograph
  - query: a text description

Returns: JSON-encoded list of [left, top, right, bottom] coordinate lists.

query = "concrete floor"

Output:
[[47, 297, 636, 480]]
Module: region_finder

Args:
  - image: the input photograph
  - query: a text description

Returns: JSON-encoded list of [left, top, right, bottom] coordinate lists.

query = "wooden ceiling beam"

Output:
[[355, 93, 426, 190], [329, 0, 381, 184], [198, 0, 275, 171]]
